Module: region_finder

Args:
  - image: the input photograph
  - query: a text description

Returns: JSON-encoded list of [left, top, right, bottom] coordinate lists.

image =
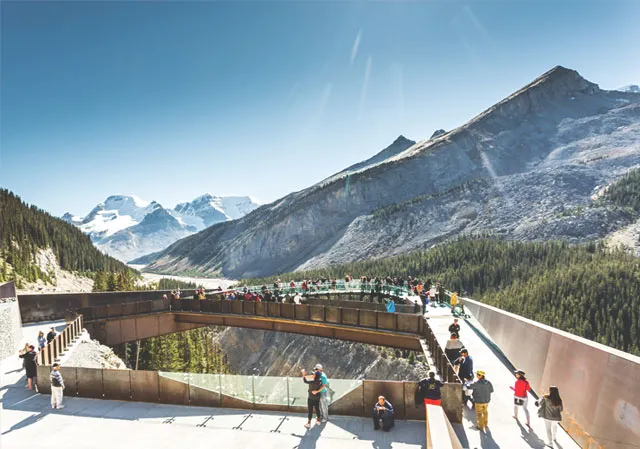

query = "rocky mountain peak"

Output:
[[430, 129, 446, 139]]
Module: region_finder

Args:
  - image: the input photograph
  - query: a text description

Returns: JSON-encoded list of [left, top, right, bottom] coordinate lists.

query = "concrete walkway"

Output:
[[426, 304, 581, 449], [1, 326, 425, 449]]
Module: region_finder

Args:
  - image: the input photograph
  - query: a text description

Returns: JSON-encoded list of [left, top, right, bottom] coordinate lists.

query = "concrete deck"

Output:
[[1, 323, 425, 449], [426, 303, 581, 449]]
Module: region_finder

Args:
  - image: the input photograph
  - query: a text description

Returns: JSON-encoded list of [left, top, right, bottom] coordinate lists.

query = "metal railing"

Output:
[[233, 280, 415, 299], [422, 322, 459, 383], [37, 314, 84, 366], [35, 366, 443, 421]]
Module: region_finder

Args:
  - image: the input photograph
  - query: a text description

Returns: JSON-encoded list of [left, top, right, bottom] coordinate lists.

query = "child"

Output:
[[50, 363, 65, 409]]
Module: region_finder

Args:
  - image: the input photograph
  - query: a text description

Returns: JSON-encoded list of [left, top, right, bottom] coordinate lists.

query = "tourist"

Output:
[[448, 318, 460, 338], [465, 370, 494, 432], [437, 283, 445, 305], [301, 367, 323, 428], [454, 348, 474, 382], [384, 297, 396, 313], [37, 331, 46, 350], [445, 334, 465, 362], [315, 364, 330, 422], [450, 291, 458, 311], [536, 386, 564, 447], [46, 327, 57, 344], [429, 285, 436, 305], [19, 344, 38, 390], [372, 396, 395, 431], [417, 371, 444, 406], [50, 362, 65, 409], [511, 369, 531, 427]]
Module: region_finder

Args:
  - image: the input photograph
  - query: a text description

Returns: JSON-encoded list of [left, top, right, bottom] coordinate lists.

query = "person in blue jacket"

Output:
[[372, 396, 395, 431]]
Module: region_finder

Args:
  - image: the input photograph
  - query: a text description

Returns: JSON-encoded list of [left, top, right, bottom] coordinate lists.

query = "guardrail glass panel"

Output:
[[188, 372, 222, 393], [253, 376, 288, 405], [220, 374, 254, 403]]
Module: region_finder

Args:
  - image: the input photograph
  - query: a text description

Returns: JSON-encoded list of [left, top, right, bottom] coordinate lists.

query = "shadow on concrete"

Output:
[[481, 428, 501, 448], [2, 370, 424, 448], [516, 420, 547, 449]]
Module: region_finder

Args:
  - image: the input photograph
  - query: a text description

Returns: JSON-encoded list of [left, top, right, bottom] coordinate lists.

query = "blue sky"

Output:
[[2, 0, 639, 217]]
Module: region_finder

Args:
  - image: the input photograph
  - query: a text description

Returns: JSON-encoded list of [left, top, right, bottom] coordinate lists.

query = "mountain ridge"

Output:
[[63, 193, 260, 262], [139, 66, 640, 277]]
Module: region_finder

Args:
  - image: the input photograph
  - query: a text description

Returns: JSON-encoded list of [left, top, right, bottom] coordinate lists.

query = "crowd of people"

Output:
[[17, 326, 58, 392], [414, 315, 564, 447]]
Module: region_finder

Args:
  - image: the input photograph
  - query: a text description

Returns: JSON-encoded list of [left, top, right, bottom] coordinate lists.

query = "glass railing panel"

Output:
[[253, 376, 288, 405], [188, 372, 221, 392], [219, 374, 254, 403], [325, 378, 363, 404]]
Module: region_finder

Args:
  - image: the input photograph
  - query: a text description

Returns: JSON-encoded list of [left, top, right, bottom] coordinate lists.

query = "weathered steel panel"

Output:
[[221, 300, 232, 314], [396, 314, 420, 334], [122, 302, 137, 316], [243, 301, 256, 315], [281, 303, 295, 319], [103, 369, 131, 400], [107, 304, 124, 318], [105, 320, 122, 346], [135, 315, 160, 340], [120, 317, 137, 342], [441, 383, 463, 424], [131, 370, 159, 403], [189, 384, 222, 407], [76, 367, 104, 399], [230, 301, 243, 314], [403, 381, 426, 421], [185, 298, 200, 312], [377, 312, 396, 331], [157, 313, 177, 337], [341, 308, 359, 326], [138, 301, 152, 314], [200, 299, 214, 313], [36, 365, 51, 394], [254, 302, 267, 316], [93, 305, 108, 319], [589, 353, 640, 449], [151, 298, 166, 312], [294, 304, 310, 321], [329, 383, 365, 417], [359, 310, 377, 328], [364, 380, 406, 419], [266, 302, 281, 317], [325, 306, 340, 324], [59, 366, 78, 397], [170, 299, 181, 311], [539, 333, 607, 442], [309, 305, 325, 322]]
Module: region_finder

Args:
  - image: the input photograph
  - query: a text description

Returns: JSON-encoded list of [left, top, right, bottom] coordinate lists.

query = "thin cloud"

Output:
[[358, 56, 372, 121], [463, 5, 488, 37], [350, 30, 362, 66]]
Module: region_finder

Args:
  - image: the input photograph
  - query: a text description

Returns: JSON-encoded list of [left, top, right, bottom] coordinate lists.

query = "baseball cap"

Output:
[[477, 370, 485, 377], [314, 364, 323, 370]]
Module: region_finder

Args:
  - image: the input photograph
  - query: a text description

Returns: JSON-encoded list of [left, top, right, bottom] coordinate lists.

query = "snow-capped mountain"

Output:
[[617, 85, 640, 93], [62, 194, 259, 262], [173, 194, 261, 230]]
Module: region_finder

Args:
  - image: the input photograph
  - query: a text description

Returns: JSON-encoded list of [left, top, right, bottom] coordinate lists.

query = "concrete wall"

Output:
[[463, 297, 640, 449], [0, 282, 22, 362]]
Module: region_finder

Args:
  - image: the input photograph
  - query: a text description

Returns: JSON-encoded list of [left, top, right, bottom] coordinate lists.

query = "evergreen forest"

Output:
[[245, 238, 640, 355], [0, 189, 133, 286]]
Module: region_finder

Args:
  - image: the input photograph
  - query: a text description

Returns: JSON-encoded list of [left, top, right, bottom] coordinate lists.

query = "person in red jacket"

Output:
[[511, 369, 531, 427]]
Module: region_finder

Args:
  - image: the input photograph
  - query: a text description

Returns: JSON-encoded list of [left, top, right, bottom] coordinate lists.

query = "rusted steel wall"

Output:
[[18, 290, 195, 323], [464, 298, 640, 449], [36, 365, 464, 423]]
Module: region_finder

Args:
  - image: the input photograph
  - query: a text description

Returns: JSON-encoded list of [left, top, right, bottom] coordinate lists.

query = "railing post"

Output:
[[252, 375, 256, 407], [286, 376, 290, 410]]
